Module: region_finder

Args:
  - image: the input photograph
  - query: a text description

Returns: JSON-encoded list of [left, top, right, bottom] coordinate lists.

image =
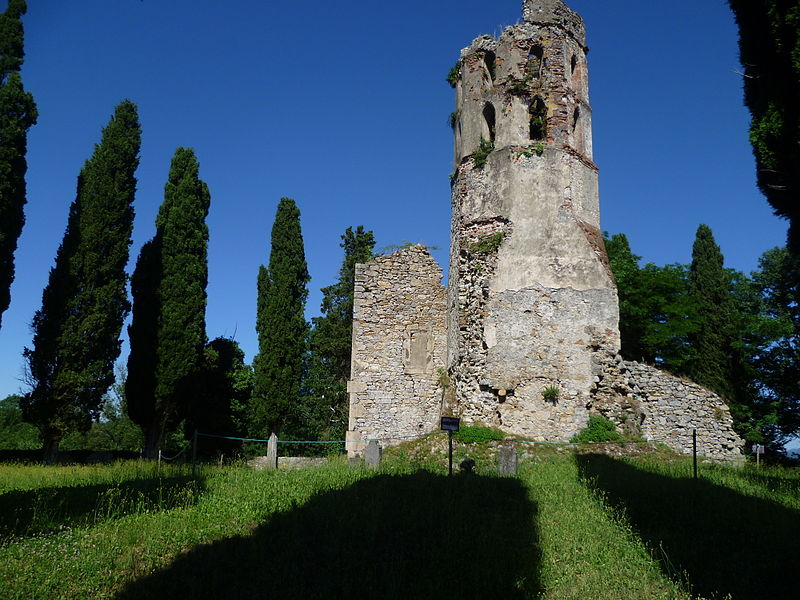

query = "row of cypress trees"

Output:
[[15, 94, 370, 459], [18, 100, 213, 461]]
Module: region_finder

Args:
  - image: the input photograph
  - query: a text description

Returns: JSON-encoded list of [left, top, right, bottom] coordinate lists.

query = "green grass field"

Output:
[[0, 445, 797, 599]]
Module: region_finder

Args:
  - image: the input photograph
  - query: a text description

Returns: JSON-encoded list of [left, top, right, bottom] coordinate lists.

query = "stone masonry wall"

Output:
[[346, 246, 447, 456], [591, 350, 744, 460]]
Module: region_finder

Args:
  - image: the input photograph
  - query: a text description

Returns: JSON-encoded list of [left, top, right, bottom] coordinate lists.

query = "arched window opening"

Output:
[[482, 50, 496, 85], [527, 45, 543, 79], [570, 54, 577, 75], [572, 106, 580, 131], [483, 102, 496, 143], [529, 97, 546, 141]]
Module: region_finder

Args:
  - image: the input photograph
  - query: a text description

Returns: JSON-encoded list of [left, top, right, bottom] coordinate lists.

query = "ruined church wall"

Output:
[[591, 353, 744, 460], [346, 246, 447, 456]]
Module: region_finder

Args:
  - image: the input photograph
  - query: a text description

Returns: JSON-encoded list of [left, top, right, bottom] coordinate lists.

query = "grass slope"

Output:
[[0, 448, 797, 599]]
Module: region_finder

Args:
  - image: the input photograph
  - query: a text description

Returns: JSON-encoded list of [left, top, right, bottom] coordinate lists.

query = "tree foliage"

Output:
[[126, 148, 210, 457], [728, 0, 800, 251], [749, 247, 800, 441], [604, 232, 697, 371], [0, 0, 37, 327], [189, 337, 252, 456], [687, 225, 736, 399], [0, 394, 39, 449], [22, 101, 140, 458], [312, 226, 375, 382], [251, 198, 309, 438], [606, 228, 800, 446], [283, 226, 375, 453]]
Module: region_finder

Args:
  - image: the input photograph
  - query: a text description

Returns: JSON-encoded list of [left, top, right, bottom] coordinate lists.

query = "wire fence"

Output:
[[188, 428, 714, 479]]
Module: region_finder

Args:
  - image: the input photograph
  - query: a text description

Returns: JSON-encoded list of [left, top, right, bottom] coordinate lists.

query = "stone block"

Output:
[[347, 380, 367, 393], [498, 445, 518, 476], [262, 432, 278, 470], [365, 440, 381, 470]]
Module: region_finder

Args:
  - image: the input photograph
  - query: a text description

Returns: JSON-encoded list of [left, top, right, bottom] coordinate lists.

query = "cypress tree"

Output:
[[0, 0, 37, 327], [22, 101, 140, 461], [251, 198, 309, 439], [687, 225, 734, 398], [125, 239, 160, 446], [126, 148, 210, 457], [728, 0, 800, 252]]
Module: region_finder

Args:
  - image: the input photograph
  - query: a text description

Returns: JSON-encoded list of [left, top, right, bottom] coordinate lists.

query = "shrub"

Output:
[[446, 62, 461, 88], [448, 110, 460, 130], [472, 138, 494, 168], [454, 425, 505, 444], [468, 232, 504, 254], [541, 385, 559, 403], [571, 415, 624, 443]]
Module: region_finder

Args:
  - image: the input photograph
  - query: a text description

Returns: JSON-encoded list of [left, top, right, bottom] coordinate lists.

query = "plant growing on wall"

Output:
[[472, 138, 494, 169], [541, 385, 559, 403], [436, 367, 451, 389], [468, 232, 505, 254], [571, 415, 624, 443], [446, 61, 461, 88], [448, 110, 460, 130]]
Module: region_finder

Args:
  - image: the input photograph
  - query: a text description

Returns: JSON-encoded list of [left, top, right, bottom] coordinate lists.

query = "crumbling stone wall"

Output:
[[591, 351, 744, 460], [346, 0, 744, 461], [446, 0, 620, 442], [346, 245, 447, 456]]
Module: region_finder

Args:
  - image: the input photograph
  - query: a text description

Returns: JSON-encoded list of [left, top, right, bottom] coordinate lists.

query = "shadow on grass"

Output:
[[116, 471, 540, 600], [576, 454, 799, 600], [0, 476, 204, 539]]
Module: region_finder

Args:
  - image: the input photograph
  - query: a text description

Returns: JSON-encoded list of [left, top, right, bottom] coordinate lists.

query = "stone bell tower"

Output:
[[446, 0, 620, 440]]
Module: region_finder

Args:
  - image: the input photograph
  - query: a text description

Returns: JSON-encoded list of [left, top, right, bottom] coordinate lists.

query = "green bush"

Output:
[[468, 231, 504, 254], [454, 425, 505, 444], [571, 415, 623, 443], [472, 138, 494, 168], [446, 62, 461, 88]]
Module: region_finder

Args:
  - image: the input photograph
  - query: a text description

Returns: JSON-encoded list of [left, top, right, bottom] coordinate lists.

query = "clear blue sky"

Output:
[[0, 0, 787, 400]]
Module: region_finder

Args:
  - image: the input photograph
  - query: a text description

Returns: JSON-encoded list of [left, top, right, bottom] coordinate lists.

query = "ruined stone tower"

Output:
[[446, 0, 619, 439], [345, 0, 744, 460]]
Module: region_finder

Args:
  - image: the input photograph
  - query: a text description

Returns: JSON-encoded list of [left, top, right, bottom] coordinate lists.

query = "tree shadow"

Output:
[[575, 454, 799, 600], [116, 471, 541, 600], [0, 475, 204, 539]]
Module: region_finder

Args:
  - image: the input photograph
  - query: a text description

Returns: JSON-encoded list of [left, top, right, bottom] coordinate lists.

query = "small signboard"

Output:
[[752, 444, 765, 455], [441, 416, 461, 432]]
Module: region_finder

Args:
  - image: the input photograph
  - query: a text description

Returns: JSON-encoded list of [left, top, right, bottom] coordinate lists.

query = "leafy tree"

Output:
[[728, 0, 800, 252], [22, 101, 140, 462], [687, 225, 735, 399], [604, 232, 697, 370], [127, 148, 210, 458], [604, 233, 648, 361], [0, 394, 39, 449], [750, 247, 800, 441], [312, 226, 375, 381], [0, 0, 37, 327], [189, 337, 252, 457], [251, 198, 309, 439]]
